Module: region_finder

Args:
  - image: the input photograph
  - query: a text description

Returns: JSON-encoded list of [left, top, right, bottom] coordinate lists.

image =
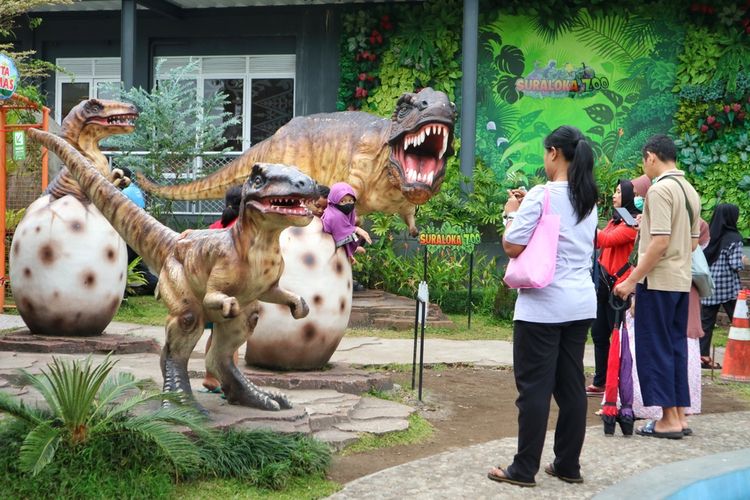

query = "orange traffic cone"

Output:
[[721, 289, 750, 382]]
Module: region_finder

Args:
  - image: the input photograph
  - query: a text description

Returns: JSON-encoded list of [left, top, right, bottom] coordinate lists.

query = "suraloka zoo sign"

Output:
[[0, 55, 19, 100], [418, 222, 481, 254]]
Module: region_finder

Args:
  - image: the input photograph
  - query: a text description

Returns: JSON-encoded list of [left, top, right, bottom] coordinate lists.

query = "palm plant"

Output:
[[0, 356, 208, 476]]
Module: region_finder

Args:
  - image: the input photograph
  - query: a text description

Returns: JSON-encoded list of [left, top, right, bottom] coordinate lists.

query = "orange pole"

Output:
[[0, 108, 6, 311], [41, 107, 49, 190]]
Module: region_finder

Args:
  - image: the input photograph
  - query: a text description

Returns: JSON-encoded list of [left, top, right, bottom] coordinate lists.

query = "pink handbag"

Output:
[[503, 188, 560, 289]]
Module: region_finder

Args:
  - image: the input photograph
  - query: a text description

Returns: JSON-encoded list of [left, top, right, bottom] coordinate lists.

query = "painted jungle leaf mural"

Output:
[[476, 8, 682, 185]]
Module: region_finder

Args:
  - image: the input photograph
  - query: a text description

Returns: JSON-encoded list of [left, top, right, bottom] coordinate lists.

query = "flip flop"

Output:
[[683, 427, 693, 436], [544, 463, 584, 484], [636, 420, 683, 439], [487, 466, 536, 488], [199, 386, 223, 394]]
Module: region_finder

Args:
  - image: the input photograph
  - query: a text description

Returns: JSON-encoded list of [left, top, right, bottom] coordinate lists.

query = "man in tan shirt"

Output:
[[615, 134, 700, 440]]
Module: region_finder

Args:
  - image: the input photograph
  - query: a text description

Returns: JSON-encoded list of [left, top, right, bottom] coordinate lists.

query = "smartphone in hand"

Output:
[[614, 207, 638, 226]]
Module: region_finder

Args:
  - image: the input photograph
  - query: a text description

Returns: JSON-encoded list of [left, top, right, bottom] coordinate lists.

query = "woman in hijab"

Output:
[[587, 179, 639, 396], [700, 204, 747, 369], [321, 182, 371, 264]]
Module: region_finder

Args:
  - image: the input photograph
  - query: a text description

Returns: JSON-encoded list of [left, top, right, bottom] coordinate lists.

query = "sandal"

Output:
[[700, 357, 721, 370], [586, 385, 605, 396], [544, 463, 584, 484], [487, 466, 536, 488]]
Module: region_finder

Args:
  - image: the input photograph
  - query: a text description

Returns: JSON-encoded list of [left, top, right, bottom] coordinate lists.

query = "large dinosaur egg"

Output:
[[10, 194, 128, 336], [246, 217, 352, 370]]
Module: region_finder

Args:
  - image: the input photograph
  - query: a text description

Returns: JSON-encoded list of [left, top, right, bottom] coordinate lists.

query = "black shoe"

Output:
[[602, 414, 616, 436], [618, 415, 634, 436]]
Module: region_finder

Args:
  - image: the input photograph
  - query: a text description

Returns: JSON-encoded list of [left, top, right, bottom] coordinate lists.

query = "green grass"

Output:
[[716, 381, 750, 402], [711, 326, 730, 348], [108, 294, 515, 341], [340, 413, 434, 455], [0, 419, 333, 500], [113, 295, 169, 325], [174, 475, 340, 500], [347, 313, 513, 341]]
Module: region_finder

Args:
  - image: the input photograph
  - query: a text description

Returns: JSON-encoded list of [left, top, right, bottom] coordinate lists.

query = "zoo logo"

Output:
[[514, 61, 608, 99], [418, 222, 481, 254]]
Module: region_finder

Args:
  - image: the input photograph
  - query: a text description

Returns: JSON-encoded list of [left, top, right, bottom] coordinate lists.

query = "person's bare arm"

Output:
[[614, 234, 670, 299]]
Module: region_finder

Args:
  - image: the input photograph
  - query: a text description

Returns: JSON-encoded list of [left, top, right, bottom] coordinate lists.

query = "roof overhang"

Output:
[[32, 0, 421, 12]]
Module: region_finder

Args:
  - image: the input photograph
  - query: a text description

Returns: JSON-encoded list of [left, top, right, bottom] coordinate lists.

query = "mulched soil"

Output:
[[328, 366, 750, 484]]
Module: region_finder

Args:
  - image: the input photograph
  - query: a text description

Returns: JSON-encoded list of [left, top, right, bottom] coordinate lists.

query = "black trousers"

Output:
[[590, 283, 616, 387], [506, 319, 592, 482], [700, 300, 736, 357]]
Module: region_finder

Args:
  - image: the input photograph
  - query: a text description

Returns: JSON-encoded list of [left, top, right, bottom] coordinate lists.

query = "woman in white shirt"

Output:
[[488, 125, 598, 488]]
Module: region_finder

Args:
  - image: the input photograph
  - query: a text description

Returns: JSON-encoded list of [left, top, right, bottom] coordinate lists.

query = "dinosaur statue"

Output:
[[137, 87, 456, 236], [10, 99, 140, 337], [28, 127, 318, 411], [45, 98, 139, 200]]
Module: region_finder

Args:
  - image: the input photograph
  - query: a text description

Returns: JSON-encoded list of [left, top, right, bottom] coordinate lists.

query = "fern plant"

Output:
[[126, 256, 149, 295], [0, 356, 208, 476]]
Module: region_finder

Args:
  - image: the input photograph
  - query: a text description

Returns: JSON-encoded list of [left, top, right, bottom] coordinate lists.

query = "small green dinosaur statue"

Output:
[[28, 127, 318, 412], [137, 88, 456, 235]]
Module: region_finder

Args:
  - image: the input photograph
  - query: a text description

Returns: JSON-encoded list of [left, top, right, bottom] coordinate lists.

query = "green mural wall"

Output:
[[476, 9, 683, 185]]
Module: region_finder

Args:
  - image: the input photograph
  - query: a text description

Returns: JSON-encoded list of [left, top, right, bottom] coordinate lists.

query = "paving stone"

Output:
[[349, 396, 415, 421], [0, 330, 160, 355], [313, 429, 360, 451], [241, 363, 393, 394], [334, 417, 409, 435]]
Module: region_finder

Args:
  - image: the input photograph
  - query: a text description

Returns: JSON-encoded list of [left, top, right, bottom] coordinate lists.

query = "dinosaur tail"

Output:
[[137, 142, 272, 200], [28, 128, 177, 272]]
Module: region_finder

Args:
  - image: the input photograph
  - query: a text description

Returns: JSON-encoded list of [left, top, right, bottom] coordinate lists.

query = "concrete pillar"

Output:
[[121, 0, 137, 90], [459, 0, 479, 193]]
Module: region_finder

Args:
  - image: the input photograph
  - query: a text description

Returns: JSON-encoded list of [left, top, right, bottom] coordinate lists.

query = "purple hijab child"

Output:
[[321, 182, 360, 259]]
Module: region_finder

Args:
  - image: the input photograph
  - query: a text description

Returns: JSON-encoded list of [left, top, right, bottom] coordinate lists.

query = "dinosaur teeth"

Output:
[[439, 132, 448, 159]]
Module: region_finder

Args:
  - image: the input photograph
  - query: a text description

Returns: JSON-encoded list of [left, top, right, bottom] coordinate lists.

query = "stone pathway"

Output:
[[330, 411, 750, 499]]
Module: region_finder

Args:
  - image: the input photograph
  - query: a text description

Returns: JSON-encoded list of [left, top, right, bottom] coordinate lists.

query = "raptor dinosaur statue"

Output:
[[28, 127, 318, 411], [45, 98, 139, 199], [137, 87, 456, 235], [10, 99, 140, 337]]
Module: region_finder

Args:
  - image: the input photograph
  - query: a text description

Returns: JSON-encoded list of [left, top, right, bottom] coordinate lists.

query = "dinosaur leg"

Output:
[[157, 262, 207, 413], [209, 306, 292, 411]]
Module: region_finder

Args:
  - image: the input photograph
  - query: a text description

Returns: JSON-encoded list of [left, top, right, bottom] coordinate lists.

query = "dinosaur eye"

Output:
[[85, 100, 103, 114], [252, 176, 263, 187], [397, 106, 410, 119]]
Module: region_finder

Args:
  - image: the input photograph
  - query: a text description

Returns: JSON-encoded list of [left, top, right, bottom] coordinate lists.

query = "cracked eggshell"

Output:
[[9, 194, 128, 336], [246, 217, 352, 370]]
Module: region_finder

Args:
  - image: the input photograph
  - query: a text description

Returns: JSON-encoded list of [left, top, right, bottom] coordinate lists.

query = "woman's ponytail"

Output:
[[543, 125, 597, 223]]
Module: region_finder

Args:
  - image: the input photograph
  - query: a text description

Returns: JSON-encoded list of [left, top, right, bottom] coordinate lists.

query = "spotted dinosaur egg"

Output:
[[246, 217, 352, 370], [9, 194, 128, 336]]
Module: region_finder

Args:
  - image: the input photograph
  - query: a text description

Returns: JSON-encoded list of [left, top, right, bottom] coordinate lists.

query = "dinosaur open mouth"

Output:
[[391, 122, 451, 189], [251, 196, 312, 216], [87, 113, 138, 127]]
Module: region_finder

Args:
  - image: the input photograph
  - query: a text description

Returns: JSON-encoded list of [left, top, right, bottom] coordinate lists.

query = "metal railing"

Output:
[[103, 151, 242, 216]]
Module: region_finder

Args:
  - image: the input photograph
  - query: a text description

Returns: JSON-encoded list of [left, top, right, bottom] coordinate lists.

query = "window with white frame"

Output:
[[155, 55, 295, 151], [55, 58, 122, 123]]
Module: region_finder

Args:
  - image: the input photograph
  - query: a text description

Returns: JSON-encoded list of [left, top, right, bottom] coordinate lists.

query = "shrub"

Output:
[[493, 283, 517, 321], [0, 357, 333, 496]]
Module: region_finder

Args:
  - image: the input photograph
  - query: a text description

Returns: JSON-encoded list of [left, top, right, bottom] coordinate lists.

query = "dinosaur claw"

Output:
[[221, 297, 240, 318], [291, 297, 309, 319]]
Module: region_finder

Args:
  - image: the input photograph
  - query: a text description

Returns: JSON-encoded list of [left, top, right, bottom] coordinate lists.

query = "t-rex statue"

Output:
[[10, 99, 140, 337], [28, 127, 318, 411], [137, 87, 456, 235]]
